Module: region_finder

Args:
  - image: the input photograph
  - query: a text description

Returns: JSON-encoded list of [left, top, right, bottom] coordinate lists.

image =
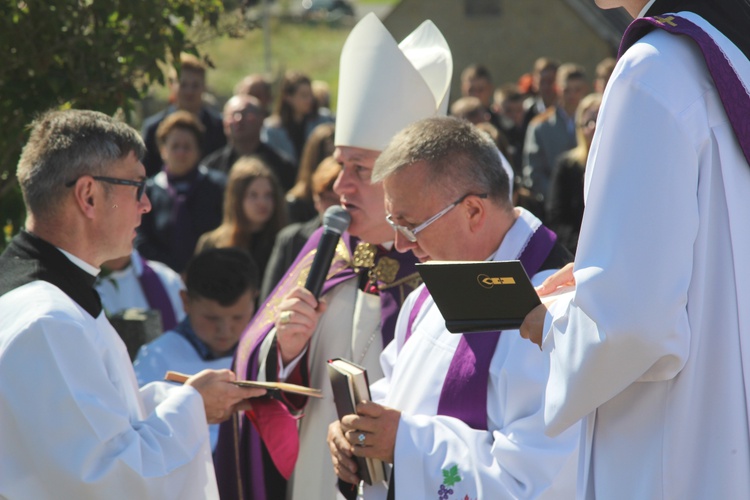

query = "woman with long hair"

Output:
[[545, 92, 602, 253], [285, 121, 336, 223], [264, 71, 334, 167], [196, 157, 287, 285]]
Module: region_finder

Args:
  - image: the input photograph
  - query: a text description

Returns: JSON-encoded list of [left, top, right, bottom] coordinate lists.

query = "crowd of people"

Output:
[[1, 0, 750, 498]]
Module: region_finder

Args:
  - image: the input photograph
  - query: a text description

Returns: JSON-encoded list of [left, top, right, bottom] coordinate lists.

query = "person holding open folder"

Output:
[[327, 117, 579, 499]]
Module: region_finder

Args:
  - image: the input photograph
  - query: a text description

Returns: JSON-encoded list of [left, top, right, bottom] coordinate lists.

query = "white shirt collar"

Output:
[[488, 207, 542, 262], [638, 0, 658, 18], [57, 247, 100, 277]]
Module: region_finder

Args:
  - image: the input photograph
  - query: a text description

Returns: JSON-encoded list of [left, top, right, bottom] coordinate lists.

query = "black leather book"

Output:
[[327, 358, 386, 485], [416, 260, 541, 333]]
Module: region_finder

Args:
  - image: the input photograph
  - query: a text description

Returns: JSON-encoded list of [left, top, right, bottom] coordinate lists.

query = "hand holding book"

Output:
[[340, 400, 400, 465], [327, 359, 387, 485]]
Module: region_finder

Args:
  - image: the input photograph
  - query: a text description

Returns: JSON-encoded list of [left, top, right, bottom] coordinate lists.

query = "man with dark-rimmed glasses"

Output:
[[65, 175, 147, 201], [0, 109, 265, 499]]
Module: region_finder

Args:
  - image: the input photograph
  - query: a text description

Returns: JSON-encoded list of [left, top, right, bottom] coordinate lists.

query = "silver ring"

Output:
[[357, 433, 366, 444], [279, 310, 292, 325]]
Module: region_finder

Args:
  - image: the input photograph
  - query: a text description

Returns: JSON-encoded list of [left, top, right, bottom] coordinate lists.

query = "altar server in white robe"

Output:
[[96, 249, 186, 330], [328, 117, 579, 499], [0, 109, 265, 499], [519, 1, 750, 499]]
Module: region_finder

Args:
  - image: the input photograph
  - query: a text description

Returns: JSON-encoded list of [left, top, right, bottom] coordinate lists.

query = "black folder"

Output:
[[416, 260, 540, 333]]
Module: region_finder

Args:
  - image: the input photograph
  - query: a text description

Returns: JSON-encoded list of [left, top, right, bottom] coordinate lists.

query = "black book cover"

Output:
[[327, 358, 386, 485], [417, 260, 541, 333]]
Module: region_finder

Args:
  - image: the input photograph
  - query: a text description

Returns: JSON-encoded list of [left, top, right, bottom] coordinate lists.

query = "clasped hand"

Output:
[[327, 401, 400, 484]]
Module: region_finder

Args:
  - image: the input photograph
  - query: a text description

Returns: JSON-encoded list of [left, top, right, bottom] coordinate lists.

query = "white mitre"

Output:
[[334, 13, 453, 151]]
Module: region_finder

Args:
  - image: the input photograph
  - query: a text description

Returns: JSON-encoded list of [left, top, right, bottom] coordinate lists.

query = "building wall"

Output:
[[384, 0, 619, 103]]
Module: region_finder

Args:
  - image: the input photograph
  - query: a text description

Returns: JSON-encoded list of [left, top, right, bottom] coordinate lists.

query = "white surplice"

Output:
[[365, 208, 579, 500], [0, 281, 218, 499], [95, 250, 185, 321], [543, 12, 750, 500]]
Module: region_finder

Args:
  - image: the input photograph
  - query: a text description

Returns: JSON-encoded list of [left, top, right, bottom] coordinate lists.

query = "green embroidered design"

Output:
[[442, 465, 461, 487]]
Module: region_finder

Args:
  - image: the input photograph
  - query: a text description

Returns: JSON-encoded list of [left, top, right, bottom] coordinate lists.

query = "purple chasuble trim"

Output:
[[215, 227, 357, 500], [214, 225, 420, 499], [136, 255, 178, 332], [407, 225, 557, 431], [619, 14, 750, 167]]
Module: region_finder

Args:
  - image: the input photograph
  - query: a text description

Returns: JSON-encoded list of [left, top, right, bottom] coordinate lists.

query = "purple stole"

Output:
[[214, 226, 420, 500], [619, 14, 750, 167], [136, 254, 178, 332], [405, 225, 557, 431]]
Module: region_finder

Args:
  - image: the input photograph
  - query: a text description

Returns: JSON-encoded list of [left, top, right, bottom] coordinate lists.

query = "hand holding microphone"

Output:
[[276, 206, 352, 363]]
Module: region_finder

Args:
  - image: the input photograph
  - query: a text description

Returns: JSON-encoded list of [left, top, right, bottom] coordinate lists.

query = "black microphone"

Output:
[[304, 206, 352, 298]]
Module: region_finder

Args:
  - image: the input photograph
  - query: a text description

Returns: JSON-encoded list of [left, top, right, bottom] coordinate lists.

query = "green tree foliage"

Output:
[[0, 0, 228, 241]]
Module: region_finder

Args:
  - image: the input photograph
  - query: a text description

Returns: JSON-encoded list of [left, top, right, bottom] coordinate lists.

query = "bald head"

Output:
[[223, 94, 265, 143]]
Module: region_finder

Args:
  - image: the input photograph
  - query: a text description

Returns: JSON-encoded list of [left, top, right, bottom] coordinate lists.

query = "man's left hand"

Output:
[[341, 401, 400, 463]]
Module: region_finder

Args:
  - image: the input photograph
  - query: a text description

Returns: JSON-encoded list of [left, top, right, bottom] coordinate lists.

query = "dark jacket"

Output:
[[201, 143, 298, 192], [136, 166, 226, 273], [546, 154, 585, 254]]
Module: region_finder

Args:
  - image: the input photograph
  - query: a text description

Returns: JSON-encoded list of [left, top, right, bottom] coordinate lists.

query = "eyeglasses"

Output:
[[386, 193, 488, 242], [65, 175, 147, 201]]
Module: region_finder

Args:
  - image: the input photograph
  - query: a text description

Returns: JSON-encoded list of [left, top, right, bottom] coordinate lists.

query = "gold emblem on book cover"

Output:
[[477, 274, 516, 289]]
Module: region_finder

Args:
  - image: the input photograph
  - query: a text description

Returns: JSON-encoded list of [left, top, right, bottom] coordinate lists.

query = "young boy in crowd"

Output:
[[134, 247, 259, 450]]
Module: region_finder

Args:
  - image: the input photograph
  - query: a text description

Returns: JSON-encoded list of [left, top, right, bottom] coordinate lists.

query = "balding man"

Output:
[[202, 93, 297, 190]]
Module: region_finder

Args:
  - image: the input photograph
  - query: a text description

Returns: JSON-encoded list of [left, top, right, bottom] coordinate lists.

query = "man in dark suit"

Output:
[[140, 53, 226, 177], [202, 94, 297, 191]]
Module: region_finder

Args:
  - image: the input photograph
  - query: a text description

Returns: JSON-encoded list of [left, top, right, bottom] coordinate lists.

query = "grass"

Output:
[[138, 1, 400, 124], [140, 14, 356, 123], [204, 17, 352, 100]]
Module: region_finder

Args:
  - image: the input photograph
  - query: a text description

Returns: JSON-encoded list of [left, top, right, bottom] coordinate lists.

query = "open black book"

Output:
[[327, 358, 386, 485], [416, 260, 540, 333]]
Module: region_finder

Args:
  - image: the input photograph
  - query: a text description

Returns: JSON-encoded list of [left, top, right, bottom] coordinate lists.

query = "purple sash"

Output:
[[406, 225, 557, 431], [214, 227, 420, 500], [136, 255, 178, 331], [216, 227, 357, 500], [619, 14, 750, 167]]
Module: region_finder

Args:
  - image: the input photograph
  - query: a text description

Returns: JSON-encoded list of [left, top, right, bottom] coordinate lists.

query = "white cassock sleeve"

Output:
[[0, 306, 217, 499], [541, 60, 697, 437]]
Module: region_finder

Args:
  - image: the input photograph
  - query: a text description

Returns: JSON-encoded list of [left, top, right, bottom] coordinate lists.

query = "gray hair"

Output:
[[372, 116, 511, 206], [17, 109, 145, 217]]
